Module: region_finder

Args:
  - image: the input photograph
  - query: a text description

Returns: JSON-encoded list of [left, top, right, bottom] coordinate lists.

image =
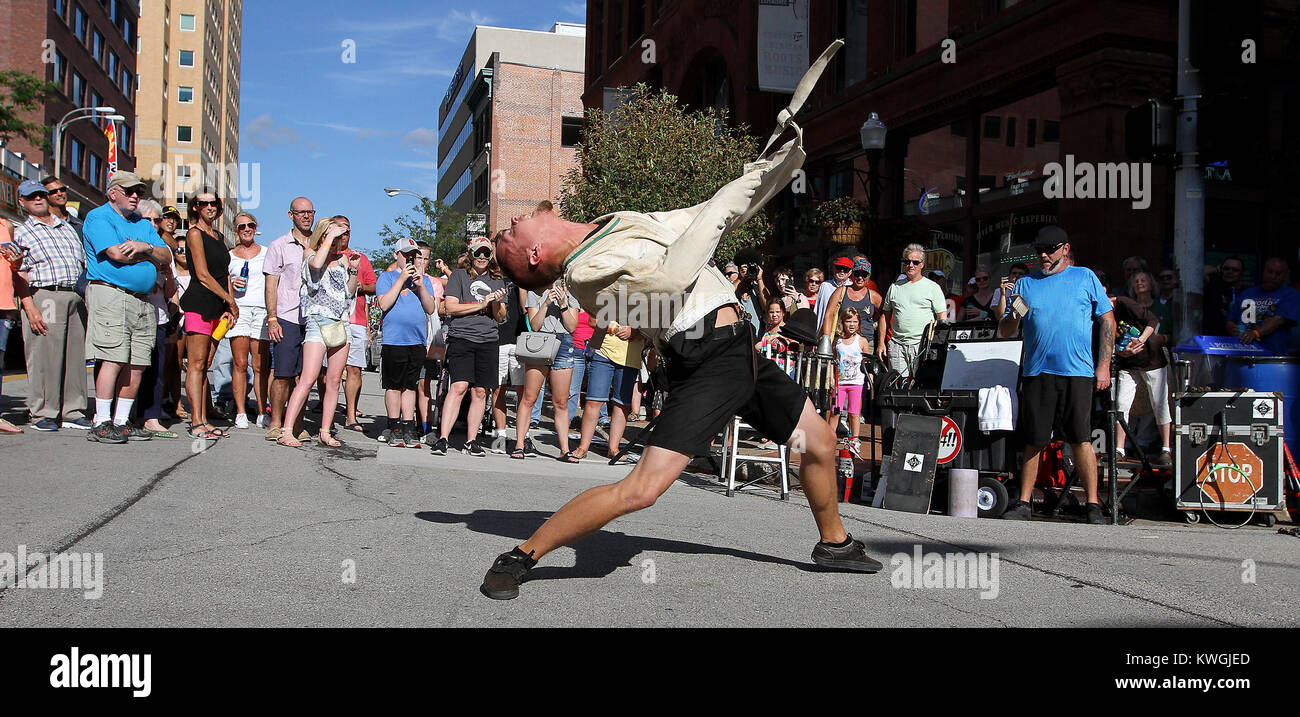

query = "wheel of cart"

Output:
[[932, 470, 1013, 518]]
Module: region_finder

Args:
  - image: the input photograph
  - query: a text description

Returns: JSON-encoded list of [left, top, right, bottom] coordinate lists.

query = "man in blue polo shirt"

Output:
[[376, 237, 441, 448], [81, 171, 172, 445], [999, 225, 1115, 524], [1227, 256, 1299, 356]]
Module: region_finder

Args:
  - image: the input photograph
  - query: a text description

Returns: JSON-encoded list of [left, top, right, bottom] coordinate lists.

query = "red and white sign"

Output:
[[1196, 443, 1264, 505], [937, 416, 962, 464]]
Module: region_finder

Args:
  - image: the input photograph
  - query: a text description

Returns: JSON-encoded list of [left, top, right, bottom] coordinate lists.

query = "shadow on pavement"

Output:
[[416, 509, 815, 581]]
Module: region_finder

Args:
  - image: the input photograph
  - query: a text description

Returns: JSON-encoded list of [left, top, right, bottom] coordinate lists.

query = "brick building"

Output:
[[436, 23, 585, 236], [581, 0, 1298, 292], [0, 0, 139, 215]]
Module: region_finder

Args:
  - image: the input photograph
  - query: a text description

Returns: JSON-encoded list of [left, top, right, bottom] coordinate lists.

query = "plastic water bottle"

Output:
[[1116, 322, 1140, 351], [238, 261, 249, 295]]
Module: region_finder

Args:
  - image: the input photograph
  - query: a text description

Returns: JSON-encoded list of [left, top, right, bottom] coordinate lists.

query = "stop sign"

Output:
[[1196, 443, 1264, 505]]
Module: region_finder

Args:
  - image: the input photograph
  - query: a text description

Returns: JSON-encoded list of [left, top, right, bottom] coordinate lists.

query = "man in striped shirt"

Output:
[[11, 180, 91, 431]]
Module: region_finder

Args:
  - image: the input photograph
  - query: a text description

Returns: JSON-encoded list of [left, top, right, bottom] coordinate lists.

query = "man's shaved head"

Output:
[[496, 202, 568, 291]]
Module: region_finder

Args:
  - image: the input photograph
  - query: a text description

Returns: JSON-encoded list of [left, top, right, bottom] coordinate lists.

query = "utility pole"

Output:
[[1174, 0, 1204, 343]]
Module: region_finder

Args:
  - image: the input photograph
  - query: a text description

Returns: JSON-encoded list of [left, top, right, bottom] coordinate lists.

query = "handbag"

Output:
[[516, 331, 560, 365], [321, 319, 349, 349]]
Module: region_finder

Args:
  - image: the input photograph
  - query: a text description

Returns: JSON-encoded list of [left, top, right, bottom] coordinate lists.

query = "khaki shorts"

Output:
[[86, 282, 157, 366]]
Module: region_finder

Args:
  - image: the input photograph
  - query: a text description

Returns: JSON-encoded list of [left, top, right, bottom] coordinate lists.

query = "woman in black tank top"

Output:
[[820, 265, 882, 349], [179, 190, 236, 439]]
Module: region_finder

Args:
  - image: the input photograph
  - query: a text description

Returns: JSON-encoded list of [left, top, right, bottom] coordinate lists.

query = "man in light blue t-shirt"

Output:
[[999, 226, 1115, 524], [81, 172, 172, 445], [877, 243, 947, 378], [375, 237, 440, 447]]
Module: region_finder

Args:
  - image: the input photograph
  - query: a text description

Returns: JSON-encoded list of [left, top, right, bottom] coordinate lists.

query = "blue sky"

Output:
[[238, 0, 586, 253]]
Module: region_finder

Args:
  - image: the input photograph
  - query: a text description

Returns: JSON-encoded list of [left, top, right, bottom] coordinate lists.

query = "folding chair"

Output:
[[720, 416, 790, 500]]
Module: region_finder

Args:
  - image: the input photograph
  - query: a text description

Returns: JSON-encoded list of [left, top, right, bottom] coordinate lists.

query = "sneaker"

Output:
[[61, 417, 93, 430], [234, 414, 250, 429], [430, 436, 448, 455], [86, 421, 126, 444], [389, 429, 406, 448], [847, 438, 862, 459], [464, 439, 486, 457], [31, 418, 60, 432], [378, 428, 392, 443], [489, 430, 508, 454], [422, 431, 435, 446], [480, 548, 538, 600], [1153, 449, 1172, 467], [529, 419, 540, 430], [810, 534, 883, 573], [1086, 502, 1107, 525], [404, 428, 422, 449], [522, 437, 539, 457], [256, 413, 269, 428], [1001, 499, 1032, 520], [120, 423, 153, 441]]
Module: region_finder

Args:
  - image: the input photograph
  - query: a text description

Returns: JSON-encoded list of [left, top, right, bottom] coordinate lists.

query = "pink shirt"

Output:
[[263, 231, 307, 323], [350, 253, 377, 326], [572, 311, 594, 350]]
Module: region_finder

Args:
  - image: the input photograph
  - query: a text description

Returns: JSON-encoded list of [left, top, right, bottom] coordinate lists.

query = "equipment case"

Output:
[[1173, 390, 1286, 522]]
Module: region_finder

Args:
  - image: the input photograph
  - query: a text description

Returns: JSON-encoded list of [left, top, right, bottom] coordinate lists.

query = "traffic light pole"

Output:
[[1173, 0, 1205, 345]]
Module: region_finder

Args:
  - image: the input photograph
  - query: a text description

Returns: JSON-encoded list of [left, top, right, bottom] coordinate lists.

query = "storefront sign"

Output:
[[757, 0, 809, 93], [924, 248, 955, 277], [0, 174, 18, 217]]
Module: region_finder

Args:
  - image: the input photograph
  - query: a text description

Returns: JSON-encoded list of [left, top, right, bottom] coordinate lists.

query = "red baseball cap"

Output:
[[833, 257, 854, 269]]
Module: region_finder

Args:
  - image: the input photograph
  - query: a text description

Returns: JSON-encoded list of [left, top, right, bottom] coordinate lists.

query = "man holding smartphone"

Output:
[[376, 238, 441, 447]]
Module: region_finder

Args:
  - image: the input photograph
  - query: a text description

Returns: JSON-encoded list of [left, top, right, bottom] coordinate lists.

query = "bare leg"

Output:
[[269, 377, 291, 429], [438, 381, 468, 439], [786, 400, 849, 543], [515, 367, 546, 450], [466, 386, 487, 443], [1017, 443, 1044, 502], [1072, 441, 1100, 504], [549, 368, 572, 454], [284, 341, 326, 438], [575, 399, 602, 455], [606, 403, 629, 457], [345, 364, 362, 425], [184, 333, 212, 427], [250, 339, 270, 417], [231, 336, 250, 418], [319, 345, 346, 437]]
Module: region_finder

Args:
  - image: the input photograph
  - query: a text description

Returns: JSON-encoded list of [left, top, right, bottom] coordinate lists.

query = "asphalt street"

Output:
[[0, 371, 1296, 628]]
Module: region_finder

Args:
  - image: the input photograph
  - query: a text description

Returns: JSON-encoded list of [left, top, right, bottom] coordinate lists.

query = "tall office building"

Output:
[[136, 0, 242, 240], [0, 0, 140, 220], [437, 22, 585, 236]]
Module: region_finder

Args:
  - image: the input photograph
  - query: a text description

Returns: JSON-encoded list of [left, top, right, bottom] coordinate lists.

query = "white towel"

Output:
[[978, 385, 1016, 433]]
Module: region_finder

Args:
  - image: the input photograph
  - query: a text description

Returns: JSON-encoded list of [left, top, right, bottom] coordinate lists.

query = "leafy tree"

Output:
[[558, 84, 773, 267], [370, 196, 465, 271], [0, 70, 60, 151]]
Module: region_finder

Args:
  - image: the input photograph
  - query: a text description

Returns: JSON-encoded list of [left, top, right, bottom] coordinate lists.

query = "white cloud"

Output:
[[563, 2, 586, 17], [402, 128, 439, 147], [437, 10, 494, 42], [392, 160, 439, 170], [243, 114, 301, 151]]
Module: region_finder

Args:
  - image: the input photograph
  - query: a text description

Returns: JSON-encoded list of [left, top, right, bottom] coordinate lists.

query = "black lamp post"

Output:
[[859, 112, 887, 217]]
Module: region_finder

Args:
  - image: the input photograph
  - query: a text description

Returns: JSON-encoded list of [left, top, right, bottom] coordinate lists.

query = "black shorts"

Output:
[[1020, 373, 1094, 445], [445, 337, 499, 389], [645, 319, 808, 458], [270, 319, 304, 378], [381, 344, 425, 391], [422, 358, 440, 380]]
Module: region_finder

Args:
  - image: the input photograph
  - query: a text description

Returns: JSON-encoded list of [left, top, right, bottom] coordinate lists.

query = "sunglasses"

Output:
[[975, 276, 990, 282], [903, 259, 924, 266], [123, 186, 148, 198], [852, 271, 869, 278], [194, 199, 220, 208], [472, 250, 492, 258], [175, 245, 186, 254], [23, 192, 50, 200], [726, 271, 738, 277], [834, 266, 852, 272], [1034, 242, 1065, 254], [46, 186, 67, 194], [237, 222, 257, 231]]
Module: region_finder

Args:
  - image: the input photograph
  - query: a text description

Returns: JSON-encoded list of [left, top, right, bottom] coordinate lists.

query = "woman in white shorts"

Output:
[[226, 212, 271, 429]]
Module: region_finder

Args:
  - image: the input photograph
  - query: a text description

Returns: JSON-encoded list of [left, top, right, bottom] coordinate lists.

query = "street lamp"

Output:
[[53, 106, 116, 180], [383, 186, 430, 233], [859, 112, 887, 217]]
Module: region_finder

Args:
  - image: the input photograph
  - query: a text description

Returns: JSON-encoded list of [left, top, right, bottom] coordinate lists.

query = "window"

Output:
[[177, 165, 192, 182], [73, 5, 88, 42], [51, 52, 68, 90], [904, 0, 948, 56], [69, 138, 85, 176], [177, 85, 194, 103], [179, 13, 195, 31], [561, 116, 582, 147], [121, 16, 134, 44], [982, 115, 1001, 139], [89, 91, 102, 109], [106, 52, 117, 81], [1026, 118, 1037, 148], [835, 0, 870, 90], [88, 153, 102, 187], [70, 71, 86, 105], [120, 69, 132, 95], [1043, 120, 1060, 142], [91, 29, 104, 62], [177, 125, 192, 142], [54, 0, 67, 21], [1005, 117, 1017, 147], [179, 50, 194, 67], [118, 124, 131, 154]]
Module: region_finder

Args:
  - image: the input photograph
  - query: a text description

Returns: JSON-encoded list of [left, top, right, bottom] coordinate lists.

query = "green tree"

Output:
[[558, 84, 773, 267], [0, 70, 60, 150], [371, 196, 465, 271]]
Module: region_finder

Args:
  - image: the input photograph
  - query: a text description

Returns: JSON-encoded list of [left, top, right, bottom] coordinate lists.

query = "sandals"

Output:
[[188, 423, 221, 440], [343, 422, 365, 433], [509, 447, 526, 459], [147, 428, 180, 439], [317, 434, 343, 448], [277, 434, 304, 448], [557, 450, 583, 464]]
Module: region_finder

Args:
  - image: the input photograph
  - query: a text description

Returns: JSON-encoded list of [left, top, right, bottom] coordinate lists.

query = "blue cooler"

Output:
[[1225, 356, 1299, 459], [1173, 335, 1270, 389]]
